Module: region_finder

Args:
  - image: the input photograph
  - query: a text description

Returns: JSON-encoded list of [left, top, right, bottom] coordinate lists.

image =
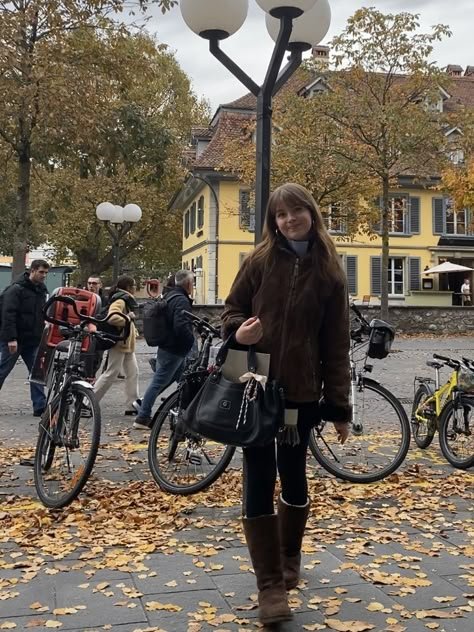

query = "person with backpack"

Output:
[[0, 260, 50, 416], [134, 270, 195, 429], [93, 275, 140, 416]]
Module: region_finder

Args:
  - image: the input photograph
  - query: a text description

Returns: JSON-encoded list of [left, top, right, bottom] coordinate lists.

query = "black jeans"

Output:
[[242, 402, 318, 518]]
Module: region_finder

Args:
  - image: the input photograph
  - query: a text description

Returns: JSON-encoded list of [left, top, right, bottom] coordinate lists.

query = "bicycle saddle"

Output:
[[56, 340, 70, 352], [426, 360, 443, 370]]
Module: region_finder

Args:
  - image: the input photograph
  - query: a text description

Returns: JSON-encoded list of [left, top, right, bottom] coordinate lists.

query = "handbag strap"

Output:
[[216, 334, 257, 373]]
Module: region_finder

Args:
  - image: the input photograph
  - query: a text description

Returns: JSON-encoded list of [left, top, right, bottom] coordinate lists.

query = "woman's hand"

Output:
[[235, 316, 263, 345], [333, 421, 350, 444]]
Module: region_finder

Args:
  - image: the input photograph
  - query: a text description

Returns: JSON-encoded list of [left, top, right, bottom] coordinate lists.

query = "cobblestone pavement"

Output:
[[0, 338, 473, 632]]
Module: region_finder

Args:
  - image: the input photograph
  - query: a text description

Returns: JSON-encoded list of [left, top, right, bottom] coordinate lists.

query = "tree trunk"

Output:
[[380, 175, 390, 321], [12, 149, 31, 279]]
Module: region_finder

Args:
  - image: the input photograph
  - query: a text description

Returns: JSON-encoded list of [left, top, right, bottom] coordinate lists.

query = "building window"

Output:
[[388, 257, 404, 295], [388, 196, 408, 234], [184, 211, 190, 238], [323, 203, 346, 233], [190, 202, 196, 234], [239, 190, 255, 232], [197, 196, 204, 228], [445, 198, 468, 235], [196, 255, 203, 269]]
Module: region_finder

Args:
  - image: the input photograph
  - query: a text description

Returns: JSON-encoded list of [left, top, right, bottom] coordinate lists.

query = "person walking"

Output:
[[148, 273, 177, 373], [461, 277, 471, 306], [87, 275, 103, 299], [93, 275, 139, 416], [221, 183, 351, 625], [0, 260, 50, 416], [134, 270, 195, 429]]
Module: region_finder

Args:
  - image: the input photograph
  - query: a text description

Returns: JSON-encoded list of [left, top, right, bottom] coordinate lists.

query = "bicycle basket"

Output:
[[457, 366, 474, 393], [367, 319, 395, 360]]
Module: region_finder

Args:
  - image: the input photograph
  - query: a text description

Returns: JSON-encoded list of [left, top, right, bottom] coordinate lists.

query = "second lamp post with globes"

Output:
[[180, 0, 331, 243], [95, 202, 142, 284]]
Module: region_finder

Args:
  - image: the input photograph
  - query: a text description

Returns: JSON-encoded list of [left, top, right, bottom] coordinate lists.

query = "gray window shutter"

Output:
[[432, 198, 444, 234], [409, 257, 421, 291], [371, 197, 382, 233], [345, 255, 358, 295], [370, 256, 382, 296], [409, 197, 420, 234]]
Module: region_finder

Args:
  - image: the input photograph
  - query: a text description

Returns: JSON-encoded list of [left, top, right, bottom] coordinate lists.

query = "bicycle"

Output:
[[33, 294, 128, 508], [148, 312, 236, 495], [412, 353, 474, 469], [309, 302, 411, 483]]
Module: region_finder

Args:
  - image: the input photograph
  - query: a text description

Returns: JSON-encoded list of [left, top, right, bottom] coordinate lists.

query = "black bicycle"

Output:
[[309, 302, 411, 483], [148, 312, 236, 495], [33, 295, 128, 508]]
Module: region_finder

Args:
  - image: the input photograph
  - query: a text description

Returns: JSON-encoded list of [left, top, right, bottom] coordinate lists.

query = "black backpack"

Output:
[[95, 300, 130, 351], [143, 295, 172, 347]]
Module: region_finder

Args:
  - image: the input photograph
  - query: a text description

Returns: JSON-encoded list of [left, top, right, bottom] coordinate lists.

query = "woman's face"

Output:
[[128, 281, 136, 295], [274, 201, 313, 241]]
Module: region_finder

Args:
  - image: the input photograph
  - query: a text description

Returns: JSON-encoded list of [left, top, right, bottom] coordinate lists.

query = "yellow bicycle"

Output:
[[411, 353, 474, 469]]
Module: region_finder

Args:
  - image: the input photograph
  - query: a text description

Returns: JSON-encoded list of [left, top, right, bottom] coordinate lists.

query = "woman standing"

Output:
[[94, 275, 139, 416], [221, 183, 351, 625]]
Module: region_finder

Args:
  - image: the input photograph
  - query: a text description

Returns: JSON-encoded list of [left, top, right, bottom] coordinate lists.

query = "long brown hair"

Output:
[[249, 183, 343, 282]]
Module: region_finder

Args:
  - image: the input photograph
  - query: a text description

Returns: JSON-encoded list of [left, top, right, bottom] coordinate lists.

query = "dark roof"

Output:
[[191, 126, 214, 140], [444, 76, 474, 112], [193, 111, 254, 170], [185, 71, 474, 173]]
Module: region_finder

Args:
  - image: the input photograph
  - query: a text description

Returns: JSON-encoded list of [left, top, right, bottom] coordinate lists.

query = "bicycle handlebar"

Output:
[[182, 310, 220, 337], [350, 302, 371, 338], [43, 295, 129, 342], [432, 353, 461, 369]]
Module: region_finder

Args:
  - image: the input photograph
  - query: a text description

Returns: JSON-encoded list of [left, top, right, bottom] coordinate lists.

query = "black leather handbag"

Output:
[[182, 338, 284, 448]]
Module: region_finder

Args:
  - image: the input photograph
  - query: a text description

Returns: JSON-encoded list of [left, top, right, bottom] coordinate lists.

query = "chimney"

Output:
[[312, 45, 330, 68], [446, 64, 463, 77], [465, 66, 474, 77]]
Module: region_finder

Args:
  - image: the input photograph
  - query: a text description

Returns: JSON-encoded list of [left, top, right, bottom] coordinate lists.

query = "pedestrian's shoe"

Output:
[[117, 374, 125, 380], [33, 408, 45, 418], [125, 398, 142, 416], [242, 514, 293, 625], [133, 416, 152, 430], [278, 495, 310, 590]]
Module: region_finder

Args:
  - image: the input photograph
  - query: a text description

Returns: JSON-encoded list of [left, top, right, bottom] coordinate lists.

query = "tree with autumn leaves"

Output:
[[225, 8, 453, 318], [0, 0, 194, 280], [442, 111, 474, 214]]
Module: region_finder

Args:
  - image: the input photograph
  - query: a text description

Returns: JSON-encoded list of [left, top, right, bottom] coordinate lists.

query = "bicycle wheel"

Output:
[[411, 383, 437, 449], [148, 391, 236, 495], [309, 378, 410, 483], [438, 398, 474, 469], [34, 383, 101, 508]]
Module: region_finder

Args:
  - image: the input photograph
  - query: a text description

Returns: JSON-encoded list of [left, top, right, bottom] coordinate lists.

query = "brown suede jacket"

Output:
[[221, 240, 351, 421]]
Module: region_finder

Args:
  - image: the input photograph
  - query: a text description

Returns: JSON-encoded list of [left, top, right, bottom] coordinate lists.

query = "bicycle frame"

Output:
[[414, 369, 458, 422]]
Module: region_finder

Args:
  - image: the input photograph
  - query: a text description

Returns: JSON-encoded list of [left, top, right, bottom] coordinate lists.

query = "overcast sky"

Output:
[[143, 0, 472, 111]]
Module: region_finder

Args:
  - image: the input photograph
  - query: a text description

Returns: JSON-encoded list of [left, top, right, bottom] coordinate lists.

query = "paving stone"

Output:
[[143, 587, 232, 628], [132, 552, 216, 594], [0, 576, 56, 617], [54, 575, 148, 629]]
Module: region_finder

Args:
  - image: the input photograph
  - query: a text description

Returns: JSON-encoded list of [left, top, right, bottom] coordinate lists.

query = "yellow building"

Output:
[[171, 111, 256, 304], [173, 64, 474, 306]]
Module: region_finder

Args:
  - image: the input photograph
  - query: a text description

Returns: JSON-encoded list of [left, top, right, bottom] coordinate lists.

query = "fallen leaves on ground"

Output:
[[0, 441, 473, 629]]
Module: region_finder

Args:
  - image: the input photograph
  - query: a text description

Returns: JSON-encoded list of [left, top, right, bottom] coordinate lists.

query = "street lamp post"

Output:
[[180, 0, 331, 242], [95, 202, 142, 283]]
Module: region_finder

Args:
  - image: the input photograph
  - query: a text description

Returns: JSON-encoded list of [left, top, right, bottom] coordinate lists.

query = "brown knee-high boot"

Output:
[[278, 495, 310, 590], [242, 514, 293, 625]]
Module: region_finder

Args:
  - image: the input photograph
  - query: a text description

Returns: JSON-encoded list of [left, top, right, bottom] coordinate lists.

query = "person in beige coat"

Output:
[[94, 275, 139, 415]]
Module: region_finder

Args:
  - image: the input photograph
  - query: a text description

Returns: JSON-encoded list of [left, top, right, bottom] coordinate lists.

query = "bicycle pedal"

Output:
[[187, 450, 202, 466]]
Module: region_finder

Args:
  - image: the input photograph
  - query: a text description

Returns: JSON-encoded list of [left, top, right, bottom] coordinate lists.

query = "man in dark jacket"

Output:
[[134, 270, 195, 429], [0, 260, 49, 416]]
